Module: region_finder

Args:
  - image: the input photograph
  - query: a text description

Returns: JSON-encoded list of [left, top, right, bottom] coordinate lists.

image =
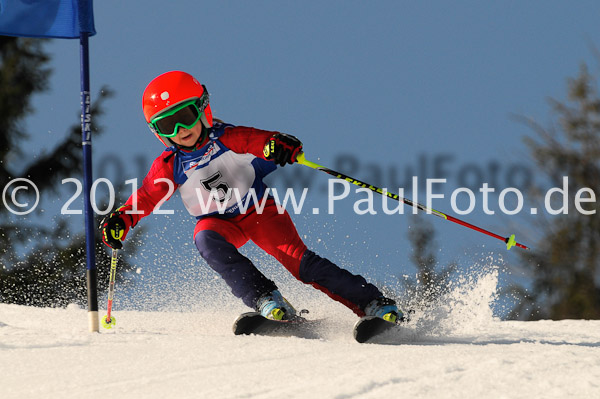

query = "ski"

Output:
[[233, 312, 320, 339], [353, 316, 397, 343], [234, 312, 401, 343]]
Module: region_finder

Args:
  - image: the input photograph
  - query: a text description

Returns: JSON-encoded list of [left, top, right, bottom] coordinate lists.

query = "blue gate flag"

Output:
[[0, 0, 95, 39]]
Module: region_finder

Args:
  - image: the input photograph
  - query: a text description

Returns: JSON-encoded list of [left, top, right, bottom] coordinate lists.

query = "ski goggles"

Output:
[[150, 87, 209, 138]]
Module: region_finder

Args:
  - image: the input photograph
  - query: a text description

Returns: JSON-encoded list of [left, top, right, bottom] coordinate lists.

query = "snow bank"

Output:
[[2, 267, 600, 398]]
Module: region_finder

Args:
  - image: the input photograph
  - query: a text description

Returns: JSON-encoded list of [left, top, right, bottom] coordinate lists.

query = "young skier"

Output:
[[101, 71, 401, 323]]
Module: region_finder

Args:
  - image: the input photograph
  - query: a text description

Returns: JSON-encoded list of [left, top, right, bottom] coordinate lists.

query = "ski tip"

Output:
[[353, 316, 395, 343]]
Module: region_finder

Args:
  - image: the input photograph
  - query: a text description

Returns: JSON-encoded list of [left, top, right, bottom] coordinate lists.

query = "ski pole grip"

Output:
[[295, 152, 322, 170]]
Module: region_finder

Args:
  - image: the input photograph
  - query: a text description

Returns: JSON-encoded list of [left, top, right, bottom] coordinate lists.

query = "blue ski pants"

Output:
[[193, 200, 382, 316]]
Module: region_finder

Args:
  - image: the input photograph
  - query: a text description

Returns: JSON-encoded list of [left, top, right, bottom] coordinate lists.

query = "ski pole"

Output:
[[296, 153, 529, 250], [101, 248, 119, 329]]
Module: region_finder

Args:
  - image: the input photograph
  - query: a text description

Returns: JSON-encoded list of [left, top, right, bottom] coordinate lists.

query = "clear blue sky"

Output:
[[19, 1, 600, 313]]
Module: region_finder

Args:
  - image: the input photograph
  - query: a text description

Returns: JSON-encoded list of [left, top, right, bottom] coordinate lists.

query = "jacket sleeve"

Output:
[[123, 151, 177, 226], [218, 126, 277, 158]]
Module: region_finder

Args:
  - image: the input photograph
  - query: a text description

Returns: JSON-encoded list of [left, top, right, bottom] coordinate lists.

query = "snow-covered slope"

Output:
[[2, 269, 599, 399]]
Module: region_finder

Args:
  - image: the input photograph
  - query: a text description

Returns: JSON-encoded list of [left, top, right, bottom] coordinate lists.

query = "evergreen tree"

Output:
[[0, 37, 139, 307], [514, 64, 600, 319], [403, 214, 456, 306]]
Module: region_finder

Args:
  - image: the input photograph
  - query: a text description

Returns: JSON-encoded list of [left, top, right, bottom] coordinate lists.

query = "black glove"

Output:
[[100, 205, 133, 249], [263, 133, 303, 167]]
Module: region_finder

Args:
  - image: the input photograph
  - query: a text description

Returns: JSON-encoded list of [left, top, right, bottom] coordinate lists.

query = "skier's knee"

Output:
[[194, 230, 229, 260], [299, 249, 332, 283]]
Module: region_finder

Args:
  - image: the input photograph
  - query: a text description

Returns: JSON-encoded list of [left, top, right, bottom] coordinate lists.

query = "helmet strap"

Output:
[[196, 125, 209, 147]]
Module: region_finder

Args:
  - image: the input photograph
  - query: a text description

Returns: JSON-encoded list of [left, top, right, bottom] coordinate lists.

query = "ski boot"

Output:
[[364, 297, 403, 323], [256, 290, 297, 321]]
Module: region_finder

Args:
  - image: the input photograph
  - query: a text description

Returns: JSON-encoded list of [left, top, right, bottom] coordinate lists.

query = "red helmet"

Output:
[[142, 71, 214, 146]]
